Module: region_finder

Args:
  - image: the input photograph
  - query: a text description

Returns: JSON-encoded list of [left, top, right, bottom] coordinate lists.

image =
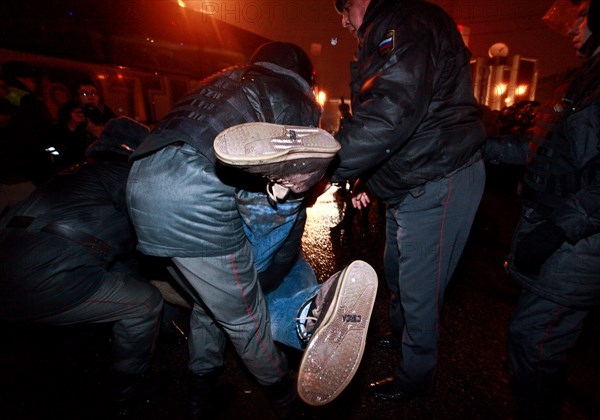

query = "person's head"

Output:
[[77, 80, 101, 107], [569, 1, 592, 51], [249, 42, 316, 87], [545, 0, 599, 58], [57, 99, 85, 130], [335, 0, 371, 38], [569, 0, 600, 57]]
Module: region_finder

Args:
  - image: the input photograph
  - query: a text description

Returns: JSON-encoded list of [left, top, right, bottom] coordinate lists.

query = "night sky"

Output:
[[185, 0, 581, 99]]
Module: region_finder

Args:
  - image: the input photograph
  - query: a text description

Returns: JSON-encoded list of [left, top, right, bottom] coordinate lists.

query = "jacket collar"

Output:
[[253, 62, 314, 97], [357, 0, 398, 42]]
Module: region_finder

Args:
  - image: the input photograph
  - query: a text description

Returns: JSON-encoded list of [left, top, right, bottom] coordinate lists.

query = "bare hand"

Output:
[[351, 191, 371, 209]]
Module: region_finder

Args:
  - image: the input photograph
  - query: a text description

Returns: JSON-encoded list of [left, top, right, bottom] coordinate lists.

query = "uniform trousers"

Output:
[[383, 159, 485, 390], [36, 272, 163, 376]]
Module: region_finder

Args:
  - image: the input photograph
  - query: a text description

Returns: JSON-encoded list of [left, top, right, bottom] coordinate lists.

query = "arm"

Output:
[[551, 154, 600, 242], [513, 105, 600, 274], [550, 103, 600, 242], [483, 133, 530, 166], [513, 158, 600, 274]]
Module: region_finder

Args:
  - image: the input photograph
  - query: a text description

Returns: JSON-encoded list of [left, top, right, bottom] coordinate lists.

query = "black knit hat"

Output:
[[249, 42, 316, 87], [86, 117, 150, 158]]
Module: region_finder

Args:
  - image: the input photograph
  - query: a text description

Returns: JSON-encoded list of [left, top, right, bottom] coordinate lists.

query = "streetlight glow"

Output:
[[516, 84, 528, 96], [495, 83, 507, 96], [317, 90, 327, 107]]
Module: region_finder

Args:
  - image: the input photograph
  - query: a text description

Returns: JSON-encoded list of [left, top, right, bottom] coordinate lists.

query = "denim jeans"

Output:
[[266, 255, 320, 350], [236, 191, 322, 350], [236, 190, 304, 273], [237, 189, 324, 349]]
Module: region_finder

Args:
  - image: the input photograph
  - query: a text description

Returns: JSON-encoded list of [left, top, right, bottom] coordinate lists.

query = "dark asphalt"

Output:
[[1, 172, 599, 419]]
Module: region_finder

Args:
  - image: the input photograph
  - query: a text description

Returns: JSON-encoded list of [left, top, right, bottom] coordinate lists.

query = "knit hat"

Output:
[[86, 117, 150, 158], [249, 42, 316, 87]]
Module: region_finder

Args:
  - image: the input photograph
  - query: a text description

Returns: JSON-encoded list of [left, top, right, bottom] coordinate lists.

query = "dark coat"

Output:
[[0, 159, 135, 320], [126, 63, 320, 258], [0, 117, 149, 320], [331, 0, 484, 204], [132, 63, 321, 164], [507, 53, 600, 309]]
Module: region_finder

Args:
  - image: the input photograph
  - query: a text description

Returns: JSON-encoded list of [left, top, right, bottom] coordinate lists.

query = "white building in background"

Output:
[[470, 41, 539, 111]]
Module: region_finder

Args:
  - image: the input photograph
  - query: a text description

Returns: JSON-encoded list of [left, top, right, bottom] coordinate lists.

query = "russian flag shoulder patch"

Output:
[[378, 30, 395, 57]]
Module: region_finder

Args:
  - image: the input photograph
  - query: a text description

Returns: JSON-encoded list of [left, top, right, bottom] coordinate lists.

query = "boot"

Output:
[[262, 373, 298, 419], [111, 370, 167, 415], [187, 371, 218, 419]]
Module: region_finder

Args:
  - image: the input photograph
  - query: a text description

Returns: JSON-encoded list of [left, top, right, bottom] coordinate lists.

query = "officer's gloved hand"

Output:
[[513, 221, 567, 275]]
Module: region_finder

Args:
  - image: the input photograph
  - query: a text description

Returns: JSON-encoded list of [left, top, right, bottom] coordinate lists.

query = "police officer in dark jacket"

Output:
[[126, 42, 321, 418], [0, 117, 163, 405], [331, 0, 486, 402], [484, 0, 600, 417]]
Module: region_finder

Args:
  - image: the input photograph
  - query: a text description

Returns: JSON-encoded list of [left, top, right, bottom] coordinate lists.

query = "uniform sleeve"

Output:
[[550, 104, 600, 242], [331, 24, 435, 182], [483, 133, 530, 165]]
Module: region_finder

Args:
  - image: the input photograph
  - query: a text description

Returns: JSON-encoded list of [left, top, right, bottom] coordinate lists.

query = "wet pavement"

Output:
[[1, 177, 599, 419]]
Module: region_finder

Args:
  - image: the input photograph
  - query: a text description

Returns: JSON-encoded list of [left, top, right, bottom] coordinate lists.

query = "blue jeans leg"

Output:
[[236, 190, 304, 273], [236, 191, 317, 350], [266, 255, 320, 350]]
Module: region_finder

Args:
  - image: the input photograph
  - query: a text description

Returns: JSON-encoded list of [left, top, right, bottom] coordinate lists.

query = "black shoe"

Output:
[[262, 373, 298, 419], [111, 371, 168, 416], [368, 377, 429, 402], [187, 371, 220, 419], [374, 333, 402, 349]]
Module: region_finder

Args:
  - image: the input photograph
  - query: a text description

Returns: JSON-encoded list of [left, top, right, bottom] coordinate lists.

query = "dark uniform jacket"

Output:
[[127, 63, 320, 257], [133, 63, 321, 163], [0, 159, 135, 320], [0, 118, 149, 320], [332, 0, 484, 204], [509, 52, 600, 308]]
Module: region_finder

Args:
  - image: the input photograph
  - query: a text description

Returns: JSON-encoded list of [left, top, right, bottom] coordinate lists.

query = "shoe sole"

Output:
[[297, 260, 378, 406], [213, 122, 341, 166]]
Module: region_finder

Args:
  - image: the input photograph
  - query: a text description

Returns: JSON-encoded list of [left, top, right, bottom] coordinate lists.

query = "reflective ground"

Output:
[[1, 179, 599, 419]]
